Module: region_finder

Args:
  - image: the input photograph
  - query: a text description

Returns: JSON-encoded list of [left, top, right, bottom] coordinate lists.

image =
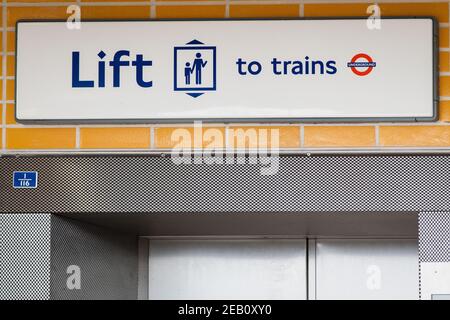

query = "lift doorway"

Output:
[[144, 238, 418, 300]]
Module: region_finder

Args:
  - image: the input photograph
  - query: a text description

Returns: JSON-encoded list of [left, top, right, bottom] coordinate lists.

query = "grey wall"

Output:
[[50, 215, 138, 300]]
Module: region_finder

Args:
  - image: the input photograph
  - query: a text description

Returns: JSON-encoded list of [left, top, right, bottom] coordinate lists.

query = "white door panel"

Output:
[[315, 239, 419, 300], [148, 239, 307, 300]]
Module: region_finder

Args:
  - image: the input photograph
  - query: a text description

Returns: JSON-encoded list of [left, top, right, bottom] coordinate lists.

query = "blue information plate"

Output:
[[13, 171, 38, 189]]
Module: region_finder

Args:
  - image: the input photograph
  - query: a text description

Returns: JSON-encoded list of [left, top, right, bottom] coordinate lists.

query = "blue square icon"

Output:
[[174, 41, 216, 97], [13, 171, 38, 189]]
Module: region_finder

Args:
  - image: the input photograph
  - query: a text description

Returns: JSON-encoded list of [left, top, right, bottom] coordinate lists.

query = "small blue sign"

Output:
[[13, 171, 38, 189]]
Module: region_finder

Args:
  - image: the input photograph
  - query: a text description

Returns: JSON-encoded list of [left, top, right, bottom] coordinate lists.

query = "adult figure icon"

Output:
[[192, 52, 207, 85]]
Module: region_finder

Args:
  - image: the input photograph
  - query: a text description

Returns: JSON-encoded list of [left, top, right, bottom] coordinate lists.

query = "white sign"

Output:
[[16, 19, 436, 122]]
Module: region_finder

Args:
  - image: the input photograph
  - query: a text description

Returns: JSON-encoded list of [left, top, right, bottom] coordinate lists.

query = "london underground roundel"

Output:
[[347, 53, 377, 76]]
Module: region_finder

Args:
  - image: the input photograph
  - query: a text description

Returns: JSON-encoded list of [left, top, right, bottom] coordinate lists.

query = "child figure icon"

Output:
[[185, 62, 192, 85]]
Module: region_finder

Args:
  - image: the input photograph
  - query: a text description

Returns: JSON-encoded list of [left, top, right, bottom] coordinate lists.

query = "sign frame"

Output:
[[15, 17, 439, 124]]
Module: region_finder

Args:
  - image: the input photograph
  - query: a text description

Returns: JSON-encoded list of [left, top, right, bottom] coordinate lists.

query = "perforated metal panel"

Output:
[[418, 212, 450, 300], [50, 215, 138, 300], [419, 212, 450, 263], [0, 155, 450, 213], [0, 214, 51, 300]]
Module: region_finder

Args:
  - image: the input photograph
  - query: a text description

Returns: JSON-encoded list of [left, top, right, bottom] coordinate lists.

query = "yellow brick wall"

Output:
[[1, 1, 450, 151]]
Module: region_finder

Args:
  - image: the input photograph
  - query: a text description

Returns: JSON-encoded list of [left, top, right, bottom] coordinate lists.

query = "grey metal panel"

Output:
[[0, 214, 51, 300], [61, 212, 418, 238], [50, 215, 138, 300], [432, 294, 450, 300], [148, 239, 307, 300], [315, 239, 419, 300], [419, 212, 450, 262], [137, 238, 149, 300], [0, 155, 450, 213]]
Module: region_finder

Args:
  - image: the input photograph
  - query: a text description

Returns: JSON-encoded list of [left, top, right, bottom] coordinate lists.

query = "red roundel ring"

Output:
[[350, 53, 374, 76]]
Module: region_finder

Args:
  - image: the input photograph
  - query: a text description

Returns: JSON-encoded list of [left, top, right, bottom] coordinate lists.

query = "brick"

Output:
[[8, 7, 69, 27], [304, 3, 369, 17], [7, 80, 14, 101], [227, 126, 300, 148], [304, 126, 375, 147], [380, 126, 450, 147], [156, 5, 225, 18], [440, 28, 449, 48], [7, 55, 15, 77], [440, 76, 450, 97], [6, 128, 76, 149], [81, 0, 144, 2], [439, 101, 450, 122], [158, 0, 212, 1], [81, 6, 150, 19], [6, 104, 16, 125], [440, 51, 449, 72], [80, 127, 150, 149], [7, 32, 15, 52], [154, 127, 225, 149], [7, 0, 73, 2], [230, 4, 299, 18]]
